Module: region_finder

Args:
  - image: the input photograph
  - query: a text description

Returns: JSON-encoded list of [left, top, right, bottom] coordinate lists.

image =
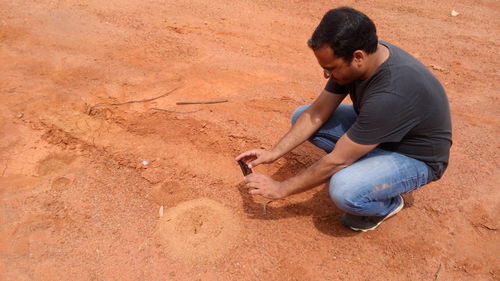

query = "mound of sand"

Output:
[[157, 198, 241, 262]]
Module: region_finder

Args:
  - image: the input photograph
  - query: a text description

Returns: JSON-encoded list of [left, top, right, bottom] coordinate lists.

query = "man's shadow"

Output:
[[237, 153, 356, 237], [237, 152, 415, 237]]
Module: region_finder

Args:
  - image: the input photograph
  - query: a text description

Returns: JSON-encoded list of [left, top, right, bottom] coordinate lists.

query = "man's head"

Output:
[[308, 7, 379, 85]]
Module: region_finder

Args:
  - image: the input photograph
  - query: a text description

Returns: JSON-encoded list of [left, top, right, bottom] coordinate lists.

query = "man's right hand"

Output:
[[235, 149, 280, 168]]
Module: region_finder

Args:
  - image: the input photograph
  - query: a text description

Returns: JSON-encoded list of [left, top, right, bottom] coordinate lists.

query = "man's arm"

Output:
[[236, 91, 347, 167], [245, 134, 377, 198], [272, 90, 347, 159]]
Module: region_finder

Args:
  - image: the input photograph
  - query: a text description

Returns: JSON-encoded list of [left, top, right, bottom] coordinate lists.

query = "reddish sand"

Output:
[[0, 0, 499, 280]]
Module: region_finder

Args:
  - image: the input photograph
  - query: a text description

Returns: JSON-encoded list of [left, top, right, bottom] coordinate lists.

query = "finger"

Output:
[[248, 159, 260, 169], [245, 182, 260, 189], [249, 156, 269, 168], [244, 173, 264, 182], [245, 173, 267, 181], [235, 153, 247, 161], [235, 150, 259, 161], [249, 189, 262, 195], [244, 156, 257, 164]]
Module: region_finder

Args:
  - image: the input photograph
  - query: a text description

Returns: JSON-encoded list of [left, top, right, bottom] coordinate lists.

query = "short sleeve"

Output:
[[324, 79, 349, 94], [347, 93, 420, 145]]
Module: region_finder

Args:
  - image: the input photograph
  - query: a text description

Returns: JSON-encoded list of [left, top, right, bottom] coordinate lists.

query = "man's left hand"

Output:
[[244, 173, 287, 199]]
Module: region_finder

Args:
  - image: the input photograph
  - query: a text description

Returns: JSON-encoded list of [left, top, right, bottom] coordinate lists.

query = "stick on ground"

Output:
[[434, 263, 442, 281], [262, 200, 273, 215], [88, 86, 182, 111], [152, 108, 200, 114], [176, 100, 228, 105]]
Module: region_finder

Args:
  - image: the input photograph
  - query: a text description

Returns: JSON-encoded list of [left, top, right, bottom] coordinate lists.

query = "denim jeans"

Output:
[[291, 104, 429, 217]]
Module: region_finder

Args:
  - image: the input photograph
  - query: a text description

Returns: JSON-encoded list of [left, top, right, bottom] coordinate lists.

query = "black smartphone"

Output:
[[237, 160, 253, 176]]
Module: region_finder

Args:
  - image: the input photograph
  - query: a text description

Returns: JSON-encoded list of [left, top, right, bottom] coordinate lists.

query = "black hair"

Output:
[[308, 7, 378, 62]]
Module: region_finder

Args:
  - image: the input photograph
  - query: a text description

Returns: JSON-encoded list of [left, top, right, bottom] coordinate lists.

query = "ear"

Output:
[[352, 50, 366, 66]]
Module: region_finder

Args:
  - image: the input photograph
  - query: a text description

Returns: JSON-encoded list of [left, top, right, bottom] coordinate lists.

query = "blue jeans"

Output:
[[291, 104, 429, 217]]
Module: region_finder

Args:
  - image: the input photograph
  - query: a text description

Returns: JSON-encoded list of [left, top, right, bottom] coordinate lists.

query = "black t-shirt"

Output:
[[325, 41, 452, 181]]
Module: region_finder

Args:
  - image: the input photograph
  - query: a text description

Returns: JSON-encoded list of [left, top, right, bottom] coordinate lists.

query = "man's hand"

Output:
[[244, 173, 287, 199], [235, 149, 279, 168]]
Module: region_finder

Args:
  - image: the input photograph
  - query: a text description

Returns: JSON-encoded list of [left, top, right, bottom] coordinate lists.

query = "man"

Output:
[[235, 7, 452, 232]]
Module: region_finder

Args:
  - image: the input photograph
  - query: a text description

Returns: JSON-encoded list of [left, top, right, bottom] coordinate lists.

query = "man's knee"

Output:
[[328, 172, 364, 213], [290, 105, 310, 125]]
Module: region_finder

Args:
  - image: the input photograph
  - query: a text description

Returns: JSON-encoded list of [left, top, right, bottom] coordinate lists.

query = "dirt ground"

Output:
[[1, 0, 499, 280]]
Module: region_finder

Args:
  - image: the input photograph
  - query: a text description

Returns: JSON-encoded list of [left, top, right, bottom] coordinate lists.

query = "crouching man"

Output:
[[236, 7, 452, 232]]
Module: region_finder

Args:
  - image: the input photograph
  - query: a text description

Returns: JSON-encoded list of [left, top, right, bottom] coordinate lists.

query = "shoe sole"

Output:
[[349, 196, 405, 232]]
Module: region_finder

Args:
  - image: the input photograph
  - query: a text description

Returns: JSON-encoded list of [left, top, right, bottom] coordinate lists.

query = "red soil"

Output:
[[1, 0, 498, 280]]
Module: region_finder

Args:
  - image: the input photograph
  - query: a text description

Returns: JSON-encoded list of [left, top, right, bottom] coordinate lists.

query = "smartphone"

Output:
[[237, 160, 253, 176]]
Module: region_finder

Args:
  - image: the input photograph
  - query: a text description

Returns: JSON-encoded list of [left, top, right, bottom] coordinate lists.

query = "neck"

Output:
[[360, 43, 389, 80]]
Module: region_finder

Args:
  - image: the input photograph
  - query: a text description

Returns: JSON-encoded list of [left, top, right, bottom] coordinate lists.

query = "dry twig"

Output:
[[2, 164, 7, 177], [88, 86, 182, 111], [262, 200, 273, 214], [176, 100, 228, 105], [434, 263, 442, 281], [480, 223, 498, 231], [152, 108, 200, 114]]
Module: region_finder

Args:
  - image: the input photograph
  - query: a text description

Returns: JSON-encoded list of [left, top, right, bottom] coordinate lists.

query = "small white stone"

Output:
[[451, 10, 459, 17], [142, 160, 150, 165], [159, 206, 164, 217]]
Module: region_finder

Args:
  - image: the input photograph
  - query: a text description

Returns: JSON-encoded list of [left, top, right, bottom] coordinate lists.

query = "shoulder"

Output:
[[372, 42, 444, 98], [380, 41, 433, 79]]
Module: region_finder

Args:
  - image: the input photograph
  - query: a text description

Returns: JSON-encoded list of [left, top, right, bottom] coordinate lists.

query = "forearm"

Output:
[[278, 134, 377, 197], [271, 110, 323, 158], [280, 154, 348, 196], [271, 91, 346, 159]]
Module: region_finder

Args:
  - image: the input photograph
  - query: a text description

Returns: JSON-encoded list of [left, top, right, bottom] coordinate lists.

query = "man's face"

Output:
[[313, 46, 362, 85]]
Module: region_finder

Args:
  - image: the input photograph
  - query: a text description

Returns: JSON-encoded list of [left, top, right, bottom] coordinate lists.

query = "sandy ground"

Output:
[[1, 0, 499, 280]]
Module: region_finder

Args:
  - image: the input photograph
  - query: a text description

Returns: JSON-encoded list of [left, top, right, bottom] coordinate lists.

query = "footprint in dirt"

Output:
[[50, 176, 72, 193], [36, 154, 75, 176], [157, 198, 241, 263]]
